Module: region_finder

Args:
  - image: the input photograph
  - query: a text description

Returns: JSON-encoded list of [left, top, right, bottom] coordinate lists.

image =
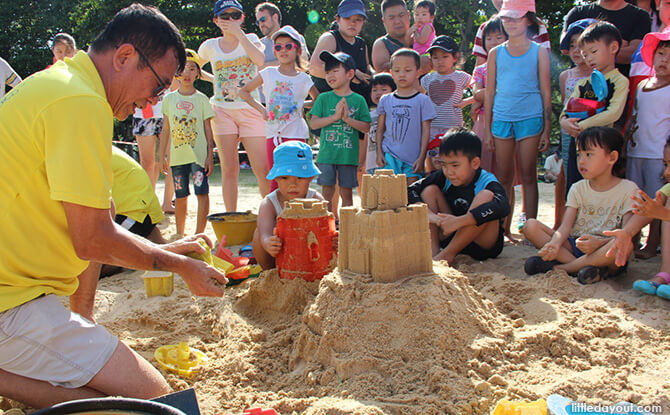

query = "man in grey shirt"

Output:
[[255, 2, 309, 70]]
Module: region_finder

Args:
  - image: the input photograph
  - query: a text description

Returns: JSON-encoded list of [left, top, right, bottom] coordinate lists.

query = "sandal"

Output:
[[634, 272, 670, 298], [576, 266, 609, 284], [524, 256, 560, 275]]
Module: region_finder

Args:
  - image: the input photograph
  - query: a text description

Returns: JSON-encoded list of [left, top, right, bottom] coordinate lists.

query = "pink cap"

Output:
[[498, 0, 536, 19], [640, 26, 670, 67]]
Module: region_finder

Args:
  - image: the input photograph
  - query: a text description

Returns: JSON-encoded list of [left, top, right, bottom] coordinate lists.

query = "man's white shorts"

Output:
[[0, 295, 118, 388]]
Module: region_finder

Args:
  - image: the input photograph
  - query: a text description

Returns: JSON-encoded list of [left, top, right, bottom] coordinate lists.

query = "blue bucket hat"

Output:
[[560, 18, 598, 52], [214, 0, 243, 16], [267, 141, 321, 180], [337, 0, 367, 19]]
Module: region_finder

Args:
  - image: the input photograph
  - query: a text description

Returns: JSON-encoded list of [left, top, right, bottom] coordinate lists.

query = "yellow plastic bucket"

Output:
[[207, 212, 258, 246]]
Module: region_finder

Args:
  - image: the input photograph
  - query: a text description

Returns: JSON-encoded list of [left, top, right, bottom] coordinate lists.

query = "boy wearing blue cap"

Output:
[[252, 141, 325, 270]]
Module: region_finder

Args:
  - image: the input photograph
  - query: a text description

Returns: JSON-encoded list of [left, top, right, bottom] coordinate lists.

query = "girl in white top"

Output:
[[240, 26, 319, 192], [198, 0, 269, 212]]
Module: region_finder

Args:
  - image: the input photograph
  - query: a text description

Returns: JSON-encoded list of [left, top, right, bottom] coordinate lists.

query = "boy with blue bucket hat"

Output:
[[252, 141, 326, 269]]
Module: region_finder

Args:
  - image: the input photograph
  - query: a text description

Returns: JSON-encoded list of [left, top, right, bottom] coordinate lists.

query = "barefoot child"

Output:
[[253, 141, 325, 270], [410, 0, 437, 56], [522, 127, 638, 284], [632, 137, 670, 300], [239, 25, 320, 191], [485, 0, 552, 239], [310, 51, 371, 212], [159, 49, 215, 237], [376, 49, 436, 185], [408, 128, 509, 264]]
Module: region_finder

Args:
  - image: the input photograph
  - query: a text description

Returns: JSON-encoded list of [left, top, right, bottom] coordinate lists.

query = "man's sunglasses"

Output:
[[135, 47, 169, 99], [274, 43, 298, 52], [217, 11, 243, 20], [256, 16, 268, 25]]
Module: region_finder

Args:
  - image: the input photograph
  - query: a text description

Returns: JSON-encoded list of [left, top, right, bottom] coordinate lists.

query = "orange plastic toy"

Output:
[[275, 199, 337, 281]]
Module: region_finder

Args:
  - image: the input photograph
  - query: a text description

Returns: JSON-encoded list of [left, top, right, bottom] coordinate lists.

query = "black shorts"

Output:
[[114, 214, 156, 238], [440, 225, 504, 260]]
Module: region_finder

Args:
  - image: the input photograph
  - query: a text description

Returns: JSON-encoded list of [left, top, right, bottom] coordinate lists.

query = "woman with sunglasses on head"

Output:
[[239, 26, 320, 192], [198, 0, 270, 212]]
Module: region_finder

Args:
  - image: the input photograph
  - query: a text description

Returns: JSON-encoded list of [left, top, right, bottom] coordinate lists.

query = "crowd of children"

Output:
[[135, 0, 669, 298], [7, 0, 665, 297]]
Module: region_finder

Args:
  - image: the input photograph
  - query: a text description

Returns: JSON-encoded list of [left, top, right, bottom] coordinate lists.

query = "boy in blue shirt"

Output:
[[310, 51, 371, 212], [376, 48, 436, 184], [409, 129, 509, 264]]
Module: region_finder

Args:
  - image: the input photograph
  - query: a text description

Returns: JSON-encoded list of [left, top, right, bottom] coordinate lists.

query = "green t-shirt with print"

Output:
[[162, 90, 214, 167], [310, 91, 371, 166]]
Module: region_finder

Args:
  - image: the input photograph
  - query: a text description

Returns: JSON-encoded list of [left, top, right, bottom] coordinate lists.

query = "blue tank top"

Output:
[[492, 42, 543, 122]]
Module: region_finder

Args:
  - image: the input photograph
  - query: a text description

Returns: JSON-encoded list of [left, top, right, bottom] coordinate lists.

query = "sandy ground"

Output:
[[3, 180, 669, 414]]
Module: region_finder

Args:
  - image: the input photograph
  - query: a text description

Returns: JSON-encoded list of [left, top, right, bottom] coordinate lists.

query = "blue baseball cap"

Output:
[[560, 18, 597, 52], [337, 0, 367, 19], [267, 141, 321, 180], [214, 0, 243, 16]]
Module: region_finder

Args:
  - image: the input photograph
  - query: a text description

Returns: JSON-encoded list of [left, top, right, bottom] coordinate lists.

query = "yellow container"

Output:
[[143, 271, 174, 297], [207, 211, 258, 246], [154, 342, 207, 377]]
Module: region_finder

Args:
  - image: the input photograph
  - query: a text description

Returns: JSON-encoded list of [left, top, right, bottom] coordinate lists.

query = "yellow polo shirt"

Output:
[[0, 51, 113, 312], [111, 146, 164, 224]]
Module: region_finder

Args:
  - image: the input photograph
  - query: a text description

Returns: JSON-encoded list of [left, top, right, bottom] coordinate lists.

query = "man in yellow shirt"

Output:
[[0, 4, 227, 408]]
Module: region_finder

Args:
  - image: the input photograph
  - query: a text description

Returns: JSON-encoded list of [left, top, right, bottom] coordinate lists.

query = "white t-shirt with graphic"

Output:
[[198, 34, 263, 110], [366, 107, 380, 171], [566, 179, 637, 238], [0, 57, 21, 99], [260, 67, 313, 139]]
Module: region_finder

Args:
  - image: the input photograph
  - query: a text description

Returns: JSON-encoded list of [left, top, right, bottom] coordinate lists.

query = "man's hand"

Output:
[[560, 117, 582, 138], [179, 260, 228, 297], [354, 69, 371, 84], [162, 234, 214, 256], [603, 228, 633, 267]]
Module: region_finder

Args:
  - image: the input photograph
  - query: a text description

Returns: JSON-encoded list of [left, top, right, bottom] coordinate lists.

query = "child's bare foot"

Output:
[[634, 246, 657, 260]]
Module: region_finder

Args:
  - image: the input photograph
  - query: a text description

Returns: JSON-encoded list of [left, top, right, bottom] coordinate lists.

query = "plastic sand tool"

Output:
[[547, 394, 652, 415], [154, 342, 207, 378], [492, 398, 547, 415], [565, 69, 608, 120], [143, 271, 174, 297]]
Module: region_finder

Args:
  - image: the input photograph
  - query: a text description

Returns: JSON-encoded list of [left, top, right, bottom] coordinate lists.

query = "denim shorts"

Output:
[[568, 236, 585, 258], [171, 163, 209, 198], [317, 163, 358, 188], [491, 116, 544, 141], [383, 153, 422, 178]]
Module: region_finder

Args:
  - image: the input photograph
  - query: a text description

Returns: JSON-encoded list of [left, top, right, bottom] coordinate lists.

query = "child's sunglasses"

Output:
[[274, 43, 298, 52], [427, 148, 439, 158], [217, 11, 243, 20]]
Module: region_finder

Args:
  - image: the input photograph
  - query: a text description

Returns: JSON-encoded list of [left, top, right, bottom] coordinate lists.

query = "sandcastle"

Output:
[[338, 169, 433, 282]]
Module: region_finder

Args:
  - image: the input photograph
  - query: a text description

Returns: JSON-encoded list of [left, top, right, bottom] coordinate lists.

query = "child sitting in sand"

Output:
[[252, 141, 325, 270], [408, 128, 509, 264], [522, 127, 638, 284], [632, 137, 670, 301]]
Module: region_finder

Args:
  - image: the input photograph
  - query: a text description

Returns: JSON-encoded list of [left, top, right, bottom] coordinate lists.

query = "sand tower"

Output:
[[338, 169, 433, 282]]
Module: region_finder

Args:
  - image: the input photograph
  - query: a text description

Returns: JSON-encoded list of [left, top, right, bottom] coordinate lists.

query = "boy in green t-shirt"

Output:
[[159, 49, 215, 237], [310, 51, 371, 212]]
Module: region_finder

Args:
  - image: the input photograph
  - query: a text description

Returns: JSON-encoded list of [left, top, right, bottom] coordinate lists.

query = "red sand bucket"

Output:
[[275, 199, 337, 281]]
